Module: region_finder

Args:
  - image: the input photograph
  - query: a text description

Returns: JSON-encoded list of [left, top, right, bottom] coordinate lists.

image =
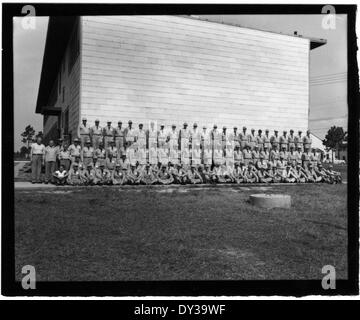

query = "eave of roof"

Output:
[[35, 16, 78, 114], [182, 15, 327, 50]]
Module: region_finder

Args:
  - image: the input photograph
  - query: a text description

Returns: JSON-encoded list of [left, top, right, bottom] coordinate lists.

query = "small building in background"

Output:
[[36, 16, 326, 143]]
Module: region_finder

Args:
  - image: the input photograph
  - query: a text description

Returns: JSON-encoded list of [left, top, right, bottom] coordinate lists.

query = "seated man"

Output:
[[273, 162, 284, 183], [52, 164, 68, 185], [245, 162, 259, 183], [187, 165, 203, 184], [127, 164, 143, 185], [213, 164, 226, 183], [314, 163, 331, 183], [284, 163, 298, 183], [201, 164, 215, 184], [257, 164, 272, 183], [295, 164, 307, 183], [157, 164, 174, 185], [168, 163, 181, 184], [233, 162, 245, 184], [140, 164, 158, 185], [82, 163, 96, 185], [263, 162, 274, 183], [308, 163, 322, 182], [112, 162, 126, 185], [94, 164, 111, 185], [67, 162, 84, 186], [221, 164, 235, 183], [177, 164, 190, 184], [325, 165, 342, 184]]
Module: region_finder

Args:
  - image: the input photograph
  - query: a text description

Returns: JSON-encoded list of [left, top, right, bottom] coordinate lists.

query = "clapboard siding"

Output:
[[80, 15, 309, 132]]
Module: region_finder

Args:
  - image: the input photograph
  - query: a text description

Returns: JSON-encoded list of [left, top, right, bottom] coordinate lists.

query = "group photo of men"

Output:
[[29, 118, 342, 186]]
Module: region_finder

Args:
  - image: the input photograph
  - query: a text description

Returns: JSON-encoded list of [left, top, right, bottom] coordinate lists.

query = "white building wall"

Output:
[[80, 15, 310, 132]]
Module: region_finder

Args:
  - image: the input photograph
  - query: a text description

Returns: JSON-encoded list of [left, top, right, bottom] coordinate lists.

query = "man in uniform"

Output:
[[140, 164, 158, 185], [263, 129, 271, 150], [239, 126, 249, 151], [201, 125, 211, 163], [252, 144, 260, 165], [303, 130, 312, 150], [279, 145, 289, 167], [58, 142, 71, 171], [68, 138, 82, 163], [106, 140, 118, 159], [260, 144, 270, 166], [288, 129, 296, 151], [81, 139, 94, 169], [279, 130, 288, 151], [103, 120, 115, 148], [242, 143, 252, 166], [187, 165, 203, 184], [67, 162, 84, 186], [83, 163, 96, 185], [233, 127, 240, 149], [105, 149, 117, 172], [114, 121, 125, 158], [157, 165, 174, 185], [147, 121, 158, 166], [234, 145, 243, 166], [168, 124, 179, 165], [212, 124, 223, 165], [294, 145, 303, 166], [124, 120, 136, 148], [90, 119, 103, 149], [78, 117, 91, 148], [270, 130, 280, 150], [256, 129, 264, 151], [270, 144, 280, 167], [248, 128, 257, 150], [94, 141, 106, 168], [294, 130, 304, 152], [302, 146, 312, 169], [180, 123, 191, 165]]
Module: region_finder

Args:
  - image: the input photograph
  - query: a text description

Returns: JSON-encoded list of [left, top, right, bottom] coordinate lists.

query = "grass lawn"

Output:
[[15, 183, 347, 281]]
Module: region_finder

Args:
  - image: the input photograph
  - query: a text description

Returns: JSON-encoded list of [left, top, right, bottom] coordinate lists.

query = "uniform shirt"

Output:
[[168, 130, 179, 148], [103, 126, 115, 137], [147, 128, 158, 148], [256, 135, 263, 147], [303, 135, 312, 146], [59, 149, 71, 160], [294, 135, 303, 145], [114, 126, 125, 138], [288, 134, 295, 144], [44, 145, 58, 162], [238, 131, 249, 143], [279, 135, 288, 145], [260, 150, 270, 161], [270, 149, 280, 160], [69, 144, 81, 157], [191, 129, 202, 148], [31, 143, 45, 155], [79, 123, 90, 135], [270, 135, 280, 146], [91, 125, 103, 136], [95, 148, 106, 159], [158, 129, 168, 147], [248, 134, 257, 144], [82, 146, 94, 158], [106, 146, 118, 158], [252, 150, 260, 161], [136, 129, 147, 147], [243, 149, 252, 160], [234, 150, 244, 162], [124, 127, 135, 143]]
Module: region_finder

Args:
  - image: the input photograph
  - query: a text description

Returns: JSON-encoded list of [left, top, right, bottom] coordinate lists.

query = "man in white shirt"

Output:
[[44, 139, 58, 184], [30, 136, 45, 183]]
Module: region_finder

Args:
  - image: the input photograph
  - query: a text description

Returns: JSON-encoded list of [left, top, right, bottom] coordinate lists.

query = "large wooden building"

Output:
[[36, 15, 326, 142]]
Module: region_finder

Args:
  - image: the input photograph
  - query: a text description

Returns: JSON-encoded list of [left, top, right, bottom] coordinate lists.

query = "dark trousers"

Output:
[[60, 159, 71, 171], [45, 161, 56, 183], [31, 154, 43, 182]]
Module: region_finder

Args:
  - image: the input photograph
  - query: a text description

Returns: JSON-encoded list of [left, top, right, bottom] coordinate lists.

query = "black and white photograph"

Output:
[[2, 3, 359, 298]]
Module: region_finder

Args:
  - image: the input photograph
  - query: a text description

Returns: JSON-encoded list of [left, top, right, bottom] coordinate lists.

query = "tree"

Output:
[[322, 126, 347, 162], [20, 125, 36, 152]]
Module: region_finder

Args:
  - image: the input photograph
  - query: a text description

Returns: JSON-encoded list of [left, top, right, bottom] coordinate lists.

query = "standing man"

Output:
[[303, 130, 312, 151], [114, 121, 125, 158], [106, 140, 118, 160], [288, 129, 296, 151], [78, 117, 91, 148], [168, 124, 179, 165], [147, 121, 158, 166], [58, 143, 71, 171], [81, 139, 94, 169], [180, 122, 191, 165], [270, 130, 280, 150], [90, 119, 103, 150], [103, 120, 115, 148], [248, 128, 257, 150], [44, 139, 58, 184], [239, 126, 249, 151], [68, 138, 82, 163], [212, 124, 223, 165], [256, 129, 264, 151], [280, 130, 288, 151], [191, 123, 201, 165], [124, 120, 136, 148], [294, 130, 303, 152], [233, 127, 239, 149], [136, 123, 147, 167], [263, 129, 271, 150]]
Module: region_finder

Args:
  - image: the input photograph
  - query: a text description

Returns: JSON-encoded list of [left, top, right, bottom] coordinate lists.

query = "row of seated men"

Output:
[[53, 155, 341, 186], [78, 118, 313, 152]]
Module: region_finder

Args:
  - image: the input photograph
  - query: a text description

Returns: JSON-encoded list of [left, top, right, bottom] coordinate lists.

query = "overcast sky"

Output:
[[13, 14, 347, 151]]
